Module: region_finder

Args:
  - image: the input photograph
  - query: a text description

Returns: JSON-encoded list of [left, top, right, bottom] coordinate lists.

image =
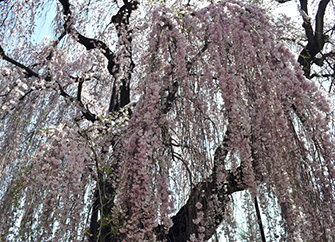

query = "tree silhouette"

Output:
[[0, 0, 334, 241]]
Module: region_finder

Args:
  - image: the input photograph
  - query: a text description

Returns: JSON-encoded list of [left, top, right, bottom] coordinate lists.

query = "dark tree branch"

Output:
[[46, 31, 67, 60], [163, 81, 178, 114], [1, 37, 100, 122], [88, 189, 100, 242], [315, 0, 330, 50], [155, 140, 245, 242], [275, 0, 292, 2], [108, 0, 138, 112], [300, 0, 308, 14], [312, 50, 335, 67], [111, 0, 139, 30], [57, 0, 139, 115], [108, 79, 117, 113], [57, 0, 116, 73], [310, 72, 335, 79], [299, 0, 314, 46], [0, 4, 13, 27], [297, 0, 331, 78], [58, 0, 71, 16], [0, 45, 39, 78], [50, 74, 99, 122], [77, 78, 84, 102], [75, 32, 115, 61], [0, 43, 99, 122]]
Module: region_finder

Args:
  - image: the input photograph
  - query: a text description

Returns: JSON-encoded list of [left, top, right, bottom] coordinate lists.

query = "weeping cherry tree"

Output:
[[0, 0, 334, 241]]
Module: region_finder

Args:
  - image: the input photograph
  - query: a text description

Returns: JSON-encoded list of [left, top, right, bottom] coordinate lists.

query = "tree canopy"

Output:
[[0, 0, 335, 241]]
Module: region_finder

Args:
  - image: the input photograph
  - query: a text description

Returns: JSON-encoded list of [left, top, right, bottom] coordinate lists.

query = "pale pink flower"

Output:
[[195, 202, 203, 210]]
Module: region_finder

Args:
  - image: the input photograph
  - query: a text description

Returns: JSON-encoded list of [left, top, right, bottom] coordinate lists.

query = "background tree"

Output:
[[0, 0, 334, 241]]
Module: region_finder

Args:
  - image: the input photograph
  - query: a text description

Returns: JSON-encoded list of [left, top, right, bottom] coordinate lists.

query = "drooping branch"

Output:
[[162, 37, 210, 114]]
